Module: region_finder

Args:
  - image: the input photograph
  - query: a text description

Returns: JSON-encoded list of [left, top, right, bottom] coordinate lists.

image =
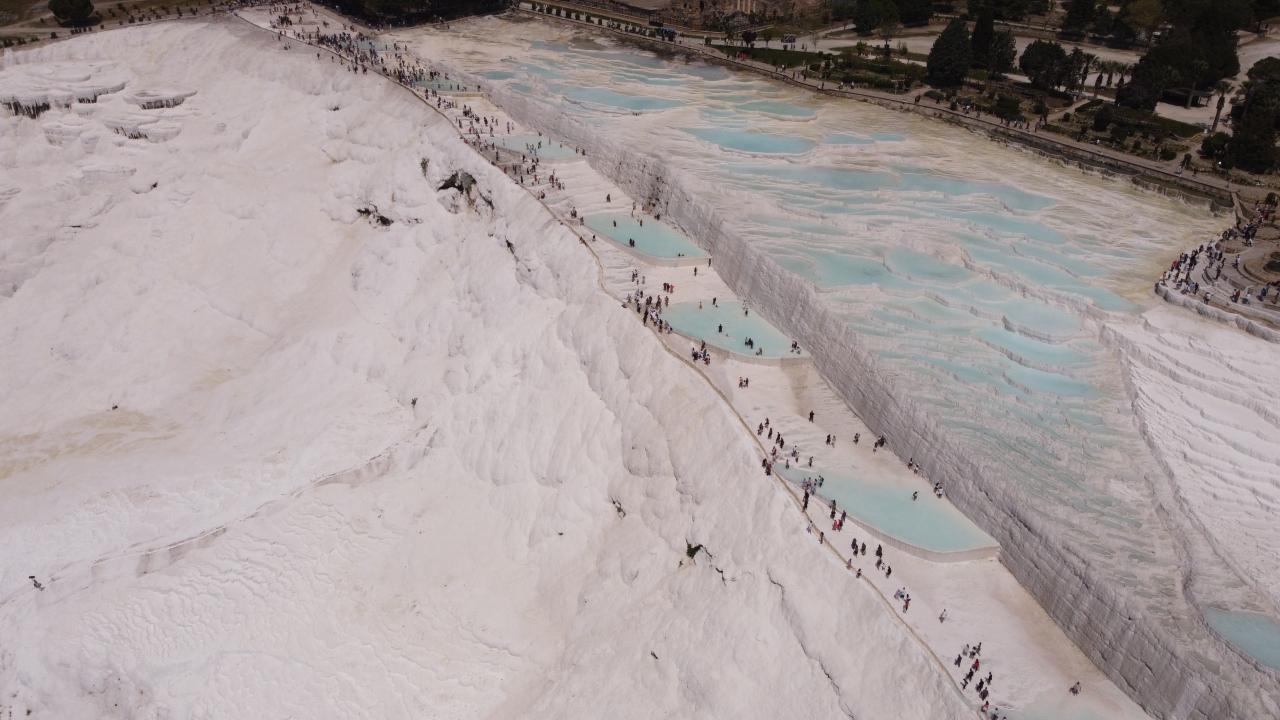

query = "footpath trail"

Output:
[[237, 5, 1152, 718]]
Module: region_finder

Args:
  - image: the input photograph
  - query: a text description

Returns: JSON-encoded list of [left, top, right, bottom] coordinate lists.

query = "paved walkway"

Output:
[[1172, 224, 1280, 332]]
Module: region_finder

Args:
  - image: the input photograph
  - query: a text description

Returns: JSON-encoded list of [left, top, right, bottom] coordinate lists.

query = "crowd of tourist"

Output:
[[254, 7, 1102, 714], [1156, 205, 1280, 310]]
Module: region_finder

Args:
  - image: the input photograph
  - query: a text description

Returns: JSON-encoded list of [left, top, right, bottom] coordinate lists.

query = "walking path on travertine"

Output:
[[237, 5, 1150, 717]]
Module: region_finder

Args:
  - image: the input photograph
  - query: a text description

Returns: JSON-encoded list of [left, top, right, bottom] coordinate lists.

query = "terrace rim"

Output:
[[515, 1, 1245, 213], [777, 474, 1002, 562]]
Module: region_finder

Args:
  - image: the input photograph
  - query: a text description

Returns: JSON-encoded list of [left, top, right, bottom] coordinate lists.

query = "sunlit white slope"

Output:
[[0, 19, 970, 720]]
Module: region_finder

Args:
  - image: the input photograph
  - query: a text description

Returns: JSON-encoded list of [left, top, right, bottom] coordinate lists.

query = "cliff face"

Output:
[[482, 79, 1280, 720], [0, 18, 980, 720]]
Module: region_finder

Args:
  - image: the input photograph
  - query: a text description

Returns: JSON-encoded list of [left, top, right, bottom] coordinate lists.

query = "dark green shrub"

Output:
[[1092, 104, 1113, 131]]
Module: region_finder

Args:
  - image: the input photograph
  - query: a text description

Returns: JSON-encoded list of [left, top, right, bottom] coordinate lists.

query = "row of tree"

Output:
[[928, 17, 1079, 89], [49, 0, 96, 26], [44, 0, 510, 26], [1058, 0, 1198, 45], [1112, 0, 1278, 170], [324, 0, 503, 24], [927, 20, 1091, 92], [1115, 0, 1253, 111], [832, 0, 1278, 48], [1206, 58, 1280, 172], [960, 0, 1049, 22], [829, 0, 931, 33], [923, 0, 1277, 172]]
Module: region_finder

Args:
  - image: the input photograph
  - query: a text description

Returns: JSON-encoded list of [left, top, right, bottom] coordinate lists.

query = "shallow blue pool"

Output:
[[975, 327, 1091, 370], [824, 133, 874, 145], [565, 86, 681, 111], [684, 127, 816, 154], [583, 212, 706, 258], [780, 466, 995, 554], [739, 98, 815, 117], [1205, 608, 1280, 671], [492, 134, 579, 160], [663, 301, 806, 358]]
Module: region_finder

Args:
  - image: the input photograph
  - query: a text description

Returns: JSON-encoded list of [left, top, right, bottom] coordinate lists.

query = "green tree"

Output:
[[994, 94, 1023, 120], [1118, 22, 1239, 110], [1227, 102, 1278, 172], [1067, 48, 1095, 95], [1162, 0, 1251, 30], [1256, 0, 1280, 19], [1222, 57, 1280, 172], [1090, 7, 1114, 37], [1119, 0, 1162, 41], [989, 30, 1017, 77], [1116, 49, 1174, 109], [1197, 24, 1241, 86], [1062, 0, 1094, 34], [854, 0, 897, 35], [970, 5, 995, 69], [48, 0, 94, 25], [897, 0, 932, 25], [926, 18, 973, 87], [1092, 103, 1114, 131], [1200, 131, 1230, 161], [830, 0, 858, 21], [1210, 82, 1230, 132], [985, 0, 1030, 20], [1019, 40, 1070, 91], [1244, 57, 1280, 91], [876, 2, 900, 42], [337, 0, 498, 23]]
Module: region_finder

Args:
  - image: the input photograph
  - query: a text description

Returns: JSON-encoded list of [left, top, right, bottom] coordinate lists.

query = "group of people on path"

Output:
[[293, 18, 1077, 715], [1156, 203, 1280, 310], [955, 643, 998, 709], [623, 270, 675, 336]]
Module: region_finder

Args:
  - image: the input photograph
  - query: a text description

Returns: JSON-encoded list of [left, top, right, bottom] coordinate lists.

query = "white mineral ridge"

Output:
[[0, 20, 971, 719], [394, 16, 1280, 718]]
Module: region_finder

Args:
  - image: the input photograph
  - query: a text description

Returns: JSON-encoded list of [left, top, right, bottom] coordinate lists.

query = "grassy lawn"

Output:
[[712, 43, 925, 92], [711, 44, 826, 67], [832, 44, 928, 62], [1074, 99, 1204, 139], [1042, 99, 1202, 161]]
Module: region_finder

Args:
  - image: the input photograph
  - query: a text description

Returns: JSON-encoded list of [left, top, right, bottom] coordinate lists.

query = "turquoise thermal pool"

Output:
[[583, 212, 707, 258], [423, 23, 1222, 564], [1205, 608, 1280, 671], [407, 18, 1280, 683], [663, 301, 807, 359], [780, 467, 995, 554], [492, 133, 579, 159]]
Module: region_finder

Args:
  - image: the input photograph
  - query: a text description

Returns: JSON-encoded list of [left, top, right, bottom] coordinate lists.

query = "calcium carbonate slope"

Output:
[[409, 16, 1280, 719], [0, 19, 975, 719]]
